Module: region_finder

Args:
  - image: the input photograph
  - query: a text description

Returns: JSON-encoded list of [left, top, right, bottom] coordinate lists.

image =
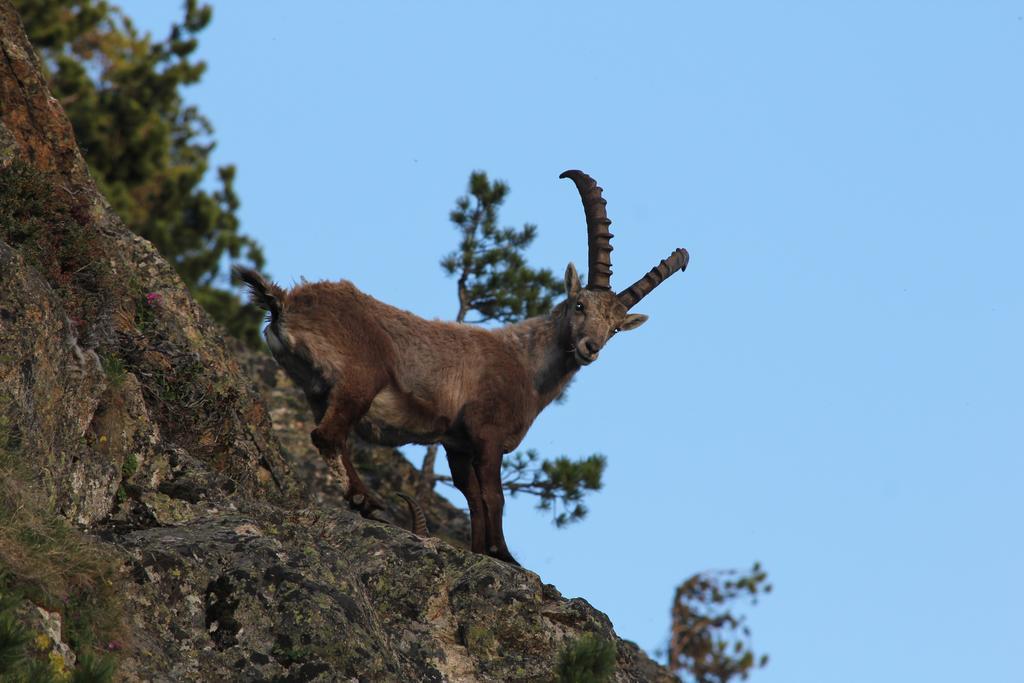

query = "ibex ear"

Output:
[[564, 262, 582, 299], [619, 313, 648, 332]]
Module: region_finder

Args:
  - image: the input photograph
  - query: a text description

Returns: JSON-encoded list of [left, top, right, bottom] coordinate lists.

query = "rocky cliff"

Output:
[[0, 3, 674, 680]]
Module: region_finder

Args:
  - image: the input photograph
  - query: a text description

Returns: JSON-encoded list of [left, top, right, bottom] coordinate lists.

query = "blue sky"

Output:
[[115, 3, 1023, 680]]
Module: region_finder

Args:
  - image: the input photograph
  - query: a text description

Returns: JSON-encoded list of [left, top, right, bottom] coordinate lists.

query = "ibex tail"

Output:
[[234, 266, 285, 323]]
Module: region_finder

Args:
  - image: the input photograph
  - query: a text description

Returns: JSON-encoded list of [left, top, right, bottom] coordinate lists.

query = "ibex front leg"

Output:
[[445, 447, 486, 554], [476, 445, 519, 566], [311, 382, 384, 516]]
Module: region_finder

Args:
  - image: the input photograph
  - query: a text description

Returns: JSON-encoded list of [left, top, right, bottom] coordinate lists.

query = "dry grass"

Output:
[[0, 423, 126, 664]]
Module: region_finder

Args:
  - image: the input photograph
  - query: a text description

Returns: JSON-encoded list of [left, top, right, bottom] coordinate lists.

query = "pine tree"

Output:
[[418, 171, 605, 528], [15, 0, 266, 347], [440, 171, 561, 323], [667, 563, 771, 683]]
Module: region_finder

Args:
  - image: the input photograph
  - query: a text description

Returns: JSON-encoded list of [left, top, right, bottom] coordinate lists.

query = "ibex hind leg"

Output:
[[312, 375, 387, 516], [262, 325, 378, 512]]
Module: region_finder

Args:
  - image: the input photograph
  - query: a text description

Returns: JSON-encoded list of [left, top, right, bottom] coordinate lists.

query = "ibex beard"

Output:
[[237, 170, 687, 566]]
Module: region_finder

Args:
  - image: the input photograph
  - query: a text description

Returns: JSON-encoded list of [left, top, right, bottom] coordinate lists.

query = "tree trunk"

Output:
[[417, 444, 439, 497]]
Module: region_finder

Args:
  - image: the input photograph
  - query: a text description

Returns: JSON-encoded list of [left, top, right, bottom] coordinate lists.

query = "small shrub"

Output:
[[557, 633, 616, 683], [121, 453, 139, 480]]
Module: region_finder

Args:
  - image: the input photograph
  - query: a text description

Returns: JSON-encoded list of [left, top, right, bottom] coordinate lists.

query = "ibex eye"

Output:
[[575, 302, 584, 312], [612, 327, 620, 334]]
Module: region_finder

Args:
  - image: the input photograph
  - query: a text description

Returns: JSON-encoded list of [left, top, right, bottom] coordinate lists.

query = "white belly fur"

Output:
[[366, 387, 438, 436]]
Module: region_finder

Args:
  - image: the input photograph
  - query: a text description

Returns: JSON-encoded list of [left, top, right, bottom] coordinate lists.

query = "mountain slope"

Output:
[[0, 3, 675, 680]]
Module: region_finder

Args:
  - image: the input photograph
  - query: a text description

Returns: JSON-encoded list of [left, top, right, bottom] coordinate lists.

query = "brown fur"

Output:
[[237, 264, 648, 565]]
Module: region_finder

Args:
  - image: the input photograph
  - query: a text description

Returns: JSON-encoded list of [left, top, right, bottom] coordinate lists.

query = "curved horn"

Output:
[[559, 170, 614, 290], [618, 248, 689, 309], [396, 492, 428, 537]]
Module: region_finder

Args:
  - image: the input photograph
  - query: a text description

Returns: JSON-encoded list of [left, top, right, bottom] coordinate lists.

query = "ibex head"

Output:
[[560, 170, 689, 366]]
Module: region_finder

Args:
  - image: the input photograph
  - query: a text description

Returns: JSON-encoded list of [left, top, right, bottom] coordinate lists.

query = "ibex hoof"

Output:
[[348, 491, 384, 518], [310, 428, 329, 450], [488, 547, 521, 566]]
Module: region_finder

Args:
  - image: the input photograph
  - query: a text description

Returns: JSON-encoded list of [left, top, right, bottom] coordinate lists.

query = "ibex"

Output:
[[237, 170, 687, 565]]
